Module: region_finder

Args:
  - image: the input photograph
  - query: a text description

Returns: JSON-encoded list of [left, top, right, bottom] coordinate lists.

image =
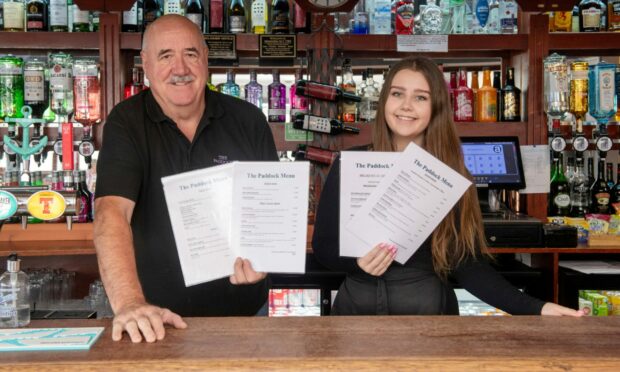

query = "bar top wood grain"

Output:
[[4, 316, 620, 371]]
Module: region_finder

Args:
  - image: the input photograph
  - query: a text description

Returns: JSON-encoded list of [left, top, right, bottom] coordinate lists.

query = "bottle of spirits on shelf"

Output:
[[453, 68, 474, 122], [476, 68, 497, 122], [549, 153, 570, 217], [553, 11, 572, 32], [228, 0, 246, 33], [499, 0, 518, 34], [588, 63, 616, 125], [210, 0, 224, 32], [293, 113, 360, 135], [220, 69, 240, 98], [49, 0, 69, 31], [72, 2, 90, 32], [164, 0, 183, 15], [143, 0, 162, 29], [295, 80, 361, 102], [23, 58, 47, 119], [185, 0, 204, 31], [0, 55, 24, 120], [293, 1, 310, 33], [123, 1, 140, 32], [579, 0, 606, 32], [572, 5, 580, 32], [543, 53, 569, 126], [245, 69, 263, 109], [251, 0, 268, 34], [3, 0, 25, 31], [49, 52, 74, 120], [271, 0, 290, 34], [591, 158, 611, 214], [500, 67, 521, 122], [485, 0, 500, 34], [570, 157, 589, 217], [373, 0, 391, 34], [570, 61, 589, 126], [394, 0, 415, 34], [339, 59, 357, 123], [124, 67, 145, 99], [268, 70, 286, 122], [351, 0, 369, 34], [492, 70, 501, 121], [290, 69, 309, 118], [471, 70, 479, 121], [359, 68, 379, 122], [609, 0, 620, 31]]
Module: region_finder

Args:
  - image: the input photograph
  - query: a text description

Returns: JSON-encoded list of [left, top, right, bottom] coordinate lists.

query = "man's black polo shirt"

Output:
[[96, 88, 278, 316]]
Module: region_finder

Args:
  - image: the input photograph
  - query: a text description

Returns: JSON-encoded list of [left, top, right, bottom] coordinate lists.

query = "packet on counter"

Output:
[[565, 217, 589, 244], [609, 215, 620, 235], [585, 214, 610, 235]]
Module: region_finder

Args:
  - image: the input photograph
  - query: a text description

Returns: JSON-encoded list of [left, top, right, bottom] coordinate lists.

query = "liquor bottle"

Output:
[[0, 255, 30, 328], [123, 1, 140, 32], [143, 0, 162, 29], [500, 67, 521, 122], [185, 0, 204, 31], [394, 0, 414, 34], [290, 69, 308, 118], [26, 0, 48, 31], [419, 0, 442, 34], [572, 5, 580, 32], [570, 157, 590, 217], [549, 153, 570, 216], [49, 52, 74, 120], [476, 68, 497, 122], [553, 11, 572, 32], [579, 0, 606, 32], [607, 163, 615, 190], [359, 68, 379, 122], [499, 0, 518, 34], [449, 71, 457, 107], [271, 0, 290, 34], [492, 70, 501, 121], [373, 0, 391, 34], [72, 2, 90, 32], [453, 68, 474, 122], [220, 69, 240, 98], [294, 144, 338, 165], [244, 69, 263, 109], [3, 0, 24, 31], [295, 80, 362, 102], [293, 113, 360, 135], [164, 0, 183, 15], [207, 72, 217, 92], [23, 58, 47, 119], [351, 0, 369, 34], [612, 163, 620, 204], [588, 63, 616, 125], [250, 0, 267, 34], [485, 0, 500, 34], [570, 61, 589, 126], [609, 0, 620, 31], [339, 60, 357, 123], [92, 10, 101, 31], [73, 58, 101, 128], [209, 0, 223, 32], [472, 0, 490, 34], [76, 170, 93, 222], [450, 0, 466, 34], [543, 53, 569, 123], [471, 70, 479, 121], [0, 55, 24, 119], [124, 67, 145, 99], [268, 70, 286, 122], [591, 158, 611, 214], [588, 157, 596, 190], [228, 0, 246, 33], [293, 0, 310, 33]]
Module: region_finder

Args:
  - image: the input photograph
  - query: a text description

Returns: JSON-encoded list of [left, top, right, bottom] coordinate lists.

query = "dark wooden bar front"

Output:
[[4, 316, 620, 370]]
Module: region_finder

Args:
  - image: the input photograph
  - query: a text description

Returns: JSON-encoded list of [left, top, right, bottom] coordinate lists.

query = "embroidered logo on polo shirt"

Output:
[[213, 155, 231, 165]]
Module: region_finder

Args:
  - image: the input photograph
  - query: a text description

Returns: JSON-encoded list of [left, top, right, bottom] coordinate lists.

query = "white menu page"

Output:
[[162, 162, 310, 286], [346, 142, 472, 264]]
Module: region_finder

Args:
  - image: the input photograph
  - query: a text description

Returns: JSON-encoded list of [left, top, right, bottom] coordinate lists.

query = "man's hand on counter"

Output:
[[112, 302, 187, 343], [229, 258, 267, 285], [541, 302, 586, 317]]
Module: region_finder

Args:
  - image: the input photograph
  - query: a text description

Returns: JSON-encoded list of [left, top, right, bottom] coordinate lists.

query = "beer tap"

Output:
[[73, 58, 101, 168]]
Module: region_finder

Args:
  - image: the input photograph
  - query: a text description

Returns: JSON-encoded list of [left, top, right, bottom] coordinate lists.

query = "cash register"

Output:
[[461, 136, 543, 247]]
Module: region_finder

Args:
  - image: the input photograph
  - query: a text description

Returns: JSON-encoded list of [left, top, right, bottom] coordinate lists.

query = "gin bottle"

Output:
[[359, 68, 379, 122], [244, 69, 263, 109], [588, 63, 617, 125], [268, 69, 286, 122], [450, 0, 466, 34], [499, 0, 518, 34], [543, 53, 569, 124], [486, 0, 499, 33], [0, 55, 24, 119], [419, 0, 442, 34], [373, 0, 391, 34], [220, 69, 240, 98], [49, 52, 74, 119], [290, 69, 309, 118]]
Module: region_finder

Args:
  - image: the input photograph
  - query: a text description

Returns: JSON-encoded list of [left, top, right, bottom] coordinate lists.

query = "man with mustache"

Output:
[[94, 15, 278, 343]]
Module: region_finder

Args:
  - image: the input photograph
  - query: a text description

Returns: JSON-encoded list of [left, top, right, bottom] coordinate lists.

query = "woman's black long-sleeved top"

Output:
[[312, 156, 546, 315]]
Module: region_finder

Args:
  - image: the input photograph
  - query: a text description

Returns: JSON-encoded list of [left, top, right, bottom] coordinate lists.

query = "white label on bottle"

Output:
[[50, 0, 68, 27], [123, 2, 138, 26], [572, 69, 588, 80], [186, 13, 203, 29], [251, 0, 266, 28], [229, 16, 246, 32], [305, 116, 330, 134], [3, 3, 25, 30], [0, 65, 21, 75], [24, 69, 45, 103], [582, 8, 601, 29], [73, 5, 90, 24], [554, 193, 571, 207], [164, 0, 183, 15], [374, 0, 392, 35], [0, 307, 17, 318], [499, 1, 517, 31], [50, 65, 72, 90], [599, 70, 616, 113]]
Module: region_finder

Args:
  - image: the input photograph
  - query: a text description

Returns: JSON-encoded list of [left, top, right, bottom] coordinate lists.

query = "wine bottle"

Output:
[[271, 0, 290, 34], [590, 158, 611, 214], [228, 0, 246, 33], [295, 80, 361, 102], [185, 0, 204, 32], [293, 113, 360, 135], [548, 153, 570, 216]]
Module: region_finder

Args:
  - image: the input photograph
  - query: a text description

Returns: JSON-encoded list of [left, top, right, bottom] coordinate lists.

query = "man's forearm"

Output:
[[94, 206, 145, 312]]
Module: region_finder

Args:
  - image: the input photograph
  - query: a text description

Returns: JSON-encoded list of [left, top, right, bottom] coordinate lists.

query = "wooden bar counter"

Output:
[[3, 316, 620, 370]]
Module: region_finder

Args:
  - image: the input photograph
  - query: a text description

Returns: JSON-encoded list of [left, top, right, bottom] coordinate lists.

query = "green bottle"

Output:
[[0, 55, 25, 120], [549, 153, 570, 216]]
